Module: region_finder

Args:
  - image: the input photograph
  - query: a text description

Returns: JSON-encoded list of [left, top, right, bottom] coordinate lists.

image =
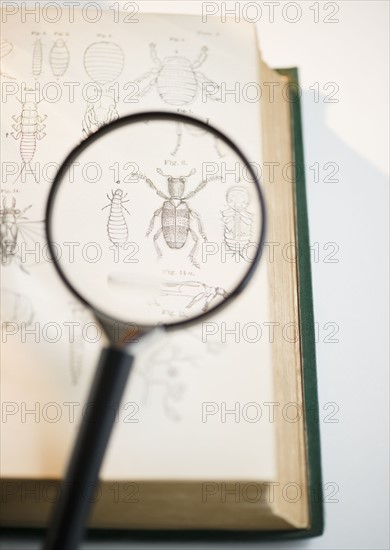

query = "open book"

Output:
[[0, 6, 323, 538]]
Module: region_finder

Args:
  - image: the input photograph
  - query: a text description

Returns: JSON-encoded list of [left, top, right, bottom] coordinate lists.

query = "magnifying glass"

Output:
[[43, 112, 266, 550]]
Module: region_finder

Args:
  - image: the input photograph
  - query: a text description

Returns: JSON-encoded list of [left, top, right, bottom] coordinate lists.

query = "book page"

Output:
[[0, 9, 275, 482]]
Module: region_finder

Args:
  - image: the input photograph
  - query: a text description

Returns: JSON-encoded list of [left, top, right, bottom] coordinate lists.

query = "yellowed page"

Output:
[[0, 9, 275, 484]]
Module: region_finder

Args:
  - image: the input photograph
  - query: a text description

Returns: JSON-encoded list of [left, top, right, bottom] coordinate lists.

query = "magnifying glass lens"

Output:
[[49, 116, 263, 326]]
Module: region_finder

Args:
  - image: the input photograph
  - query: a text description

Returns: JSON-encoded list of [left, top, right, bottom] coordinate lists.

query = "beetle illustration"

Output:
[[102, 189, 130, 247], [134, 43, 220, 106], [144, 168, 210, 268], [222, 186, 253, 257], [82, 92, 119, 138], [11, 96, 47, 184], [0, 197, 44, 272]]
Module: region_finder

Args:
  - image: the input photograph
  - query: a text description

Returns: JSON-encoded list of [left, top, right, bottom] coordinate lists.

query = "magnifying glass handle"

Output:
[[43, 347, 134, 550]]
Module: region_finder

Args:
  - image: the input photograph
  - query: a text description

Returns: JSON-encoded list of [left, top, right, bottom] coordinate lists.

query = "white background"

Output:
[[1, 1, 389, 549]]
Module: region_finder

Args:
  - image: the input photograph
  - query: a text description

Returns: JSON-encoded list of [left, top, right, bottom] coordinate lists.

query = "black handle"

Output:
[[43, 347, 134, 550]]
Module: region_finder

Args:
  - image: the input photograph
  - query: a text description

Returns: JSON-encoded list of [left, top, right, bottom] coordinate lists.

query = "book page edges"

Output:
[[259, 58, 309, 529], [0, 479, 302, 531]]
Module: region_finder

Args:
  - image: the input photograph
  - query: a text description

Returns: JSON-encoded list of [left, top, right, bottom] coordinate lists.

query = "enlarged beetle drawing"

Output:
[[134, 43, 220, 106], [102, 189, 130, 247], [82, 92, 119, 138], [11, 97, 47, 184], [0, 197, 44, 272], [144, 168, 209, 268]]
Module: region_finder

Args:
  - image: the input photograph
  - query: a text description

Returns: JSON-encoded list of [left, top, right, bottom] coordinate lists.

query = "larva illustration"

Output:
[[49, 38, 70, 78], [102, 189, 130, 247], [83, 41, 124, 86], [32, 38, 43, 78], [11, 99, 47, 184]]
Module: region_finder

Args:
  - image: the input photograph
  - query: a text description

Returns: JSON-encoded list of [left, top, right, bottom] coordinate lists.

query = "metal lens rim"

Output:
[[45, 111, 266, 331]]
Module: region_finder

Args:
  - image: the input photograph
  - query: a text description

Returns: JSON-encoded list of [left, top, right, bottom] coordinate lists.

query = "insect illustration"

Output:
[[144, 168, 209, 268], [171, 121, 225, 158], [11, 96, 47, 184], [138, 342, 200, 421], [134, 43, 220, 106], [82, 42, 123, 137], [32, 37, 43, 78], [161, 281, 228, 313], [136, 328, 223, 421], [82, 92, 119, 138], [1, 289, 35, 328], [49, 38, 69, 78], [222, 186, 253, 257], [0, 197, 44, 273], [102, 189, 130, 247], [68, 301, 89, 386], [83, 41, 124, 86], [0, 39, 15, 79]]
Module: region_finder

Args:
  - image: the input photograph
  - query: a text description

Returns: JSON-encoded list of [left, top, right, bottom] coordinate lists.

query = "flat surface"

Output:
[[1, 1, 389, 549]]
